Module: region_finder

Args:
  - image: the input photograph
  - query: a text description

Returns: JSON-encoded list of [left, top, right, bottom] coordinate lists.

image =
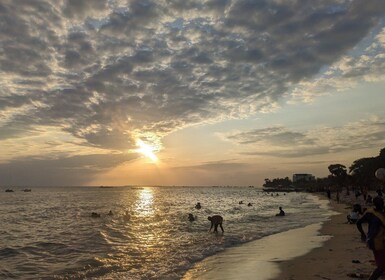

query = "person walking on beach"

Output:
[[208, 215, 224, 233], [356, 196, 385, 280]]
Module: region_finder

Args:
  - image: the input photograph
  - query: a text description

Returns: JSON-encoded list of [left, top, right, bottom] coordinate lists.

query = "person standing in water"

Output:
[[208, 215, 224, 233]]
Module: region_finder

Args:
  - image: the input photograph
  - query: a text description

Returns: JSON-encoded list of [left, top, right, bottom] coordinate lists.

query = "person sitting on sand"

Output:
[[347, 210, 360, 224], [276, 207, 285, 216], [356, 196, 385, 280], [195, 202, 202, 210], [353, 203, 363, 214], [208, 215, 224, 233], [247, 203, 252, 207]]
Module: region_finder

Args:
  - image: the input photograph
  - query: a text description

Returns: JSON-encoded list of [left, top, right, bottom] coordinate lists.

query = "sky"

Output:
[[1, 0, 385, 187]]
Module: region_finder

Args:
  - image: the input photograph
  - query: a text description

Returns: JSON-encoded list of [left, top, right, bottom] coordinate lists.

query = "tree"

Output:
[[349, 157, 378, 189], [328, 164, 348, 193], [349, 148, 385, 190]]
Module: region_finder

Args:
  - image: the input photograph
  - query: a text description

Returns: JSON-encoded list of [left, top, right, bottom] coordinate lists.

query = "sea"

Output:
[[0, 186, 333, 280]]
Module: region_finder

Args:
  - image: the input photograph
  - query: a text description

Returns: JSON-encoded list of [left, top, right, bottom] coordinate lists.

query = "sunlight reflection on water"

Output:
[[0, 186, 333, 280], [135, 187, 154, 217]]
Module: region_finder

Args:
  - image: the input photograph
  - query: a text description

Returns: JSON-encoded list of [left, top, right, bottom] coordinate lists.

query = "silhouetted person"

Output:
[[91, 212, 100, 218], [367, 194, 373, 204], [247, 203, 252, 207], [276, 207, 285, 216], [188, 213, 195, 222], [195, 202, 201, 210], [107, 210, 113, 216], [353, 204, 363, 214], [208, 215, 224, 233], [356, 196, 385, 280], [355, 190, 361, 199], [326, 188, 331, 199], [347, 210, 360, 224]]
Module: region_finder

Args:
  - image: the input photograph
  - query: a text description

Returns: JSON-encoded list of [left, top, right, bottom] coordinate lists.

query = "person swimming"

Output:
[[208, 215, 224, 233], [91, 212, 101, 218], [276, 207, 285, 216], [188, 213, 196, 222]]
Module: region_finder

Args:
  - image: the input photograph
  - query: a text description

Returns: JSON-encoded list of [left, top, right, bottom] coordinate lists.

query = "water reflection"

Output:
[[135, 188, 154, 217]]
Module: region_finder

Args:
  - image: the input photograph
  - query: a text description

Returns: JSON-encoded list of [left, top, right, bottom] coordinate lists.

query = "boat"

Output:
[[23, 189, 32, 192], [5, 189, 14, 192]]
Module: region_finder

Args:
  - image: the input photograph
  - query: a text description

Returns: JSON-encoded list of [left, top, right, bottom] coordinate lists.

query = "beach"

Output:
[[274, 197, 374, 280], [184, 193, 376, 280]]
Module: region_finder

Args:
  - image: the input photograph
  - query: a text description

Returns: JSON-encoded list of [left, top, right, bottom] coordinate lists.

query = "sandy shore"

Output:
[[183, 192, 377, 280], [183, 223, 331, 280], [273, 196, 374, 280]]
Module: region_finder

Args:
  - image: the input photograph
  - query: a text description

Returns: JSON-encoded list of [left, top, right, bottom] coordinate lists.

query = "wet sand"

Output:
[[183, 194, 375, 280], [273, 198, 373, 280]]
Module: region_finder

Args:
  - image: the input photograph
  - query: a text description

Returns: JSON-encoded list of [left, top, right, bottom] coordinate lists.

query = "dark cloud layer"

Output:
[[228, 120, 385, 158], [0, 153, 134, 186], [1, 0, 385, 184]]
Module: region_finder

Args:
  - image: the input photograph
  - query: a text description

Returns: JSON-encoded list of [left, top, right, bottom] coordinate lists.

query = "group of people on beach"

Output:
[[342, 168, 385, 280]]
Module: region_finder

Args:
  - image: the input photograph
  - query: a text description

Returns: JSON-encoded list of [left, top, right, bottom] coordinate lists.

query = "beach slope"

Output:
[[183, 197, 375, 280], [274, 199, 373, 280]]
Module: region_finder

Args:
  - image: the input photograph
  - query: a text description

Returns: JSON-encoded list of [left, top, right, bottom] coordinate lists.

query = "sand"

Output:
[[274, 197, 374, 280], [183, 192, 377, 280]]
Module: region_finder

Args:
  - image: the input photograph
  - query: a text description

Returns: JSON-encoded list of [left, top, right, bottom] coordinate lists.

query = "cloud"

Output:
[[289, 26, 385, 103], [1, 0, 385, 182], [225, 116, 385, 158], [175, 159, 248, 171], [227, 127, 316, 145], [0, 153, 136, 186]]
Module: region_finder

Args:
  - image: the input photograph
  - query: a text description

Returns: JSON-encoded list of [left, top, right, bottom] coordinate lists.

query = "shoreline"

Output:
[[182, 223, 331, 280], [272, 195, 374, 280], [183, 192, 375, 280]]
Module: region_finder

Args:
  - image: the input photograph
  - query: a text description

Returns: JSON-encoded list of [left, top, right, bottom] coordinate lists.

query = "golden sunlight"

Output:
[[135, 188, 154, 217], [136, 139, 158, 162]]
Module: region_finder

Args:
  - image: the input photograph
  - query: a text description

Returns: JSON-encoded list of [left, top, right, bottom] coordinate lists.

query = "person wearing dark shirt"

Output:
[[208, 215, 224, 233], [356, 196, 385, 280], [276, 207, 285, 216]]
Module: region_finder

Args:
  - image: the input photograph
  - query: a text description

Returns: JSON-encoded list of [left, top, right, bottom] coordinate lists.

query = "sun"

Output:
[[136, 140, 158, 162]]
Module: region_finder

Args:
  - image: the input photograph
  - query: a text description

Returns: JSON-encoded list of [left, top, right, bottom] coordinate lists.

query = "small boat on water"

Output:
[[23, 189, 32, 192], [5, 189, 14, 192]]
